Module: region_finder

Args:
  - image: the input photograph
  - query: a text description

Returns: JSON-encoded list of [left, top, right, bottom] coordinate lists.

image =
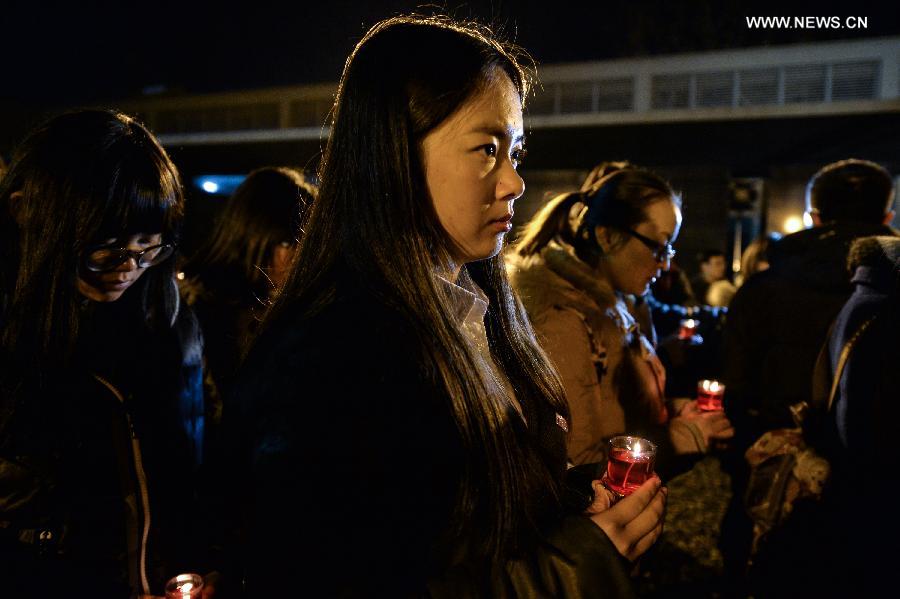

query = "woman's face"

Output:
[[268, 241, 296, 293], [421, 70, 526, 274], [597, 198, 682, 296], [77, 233, 163, 302]]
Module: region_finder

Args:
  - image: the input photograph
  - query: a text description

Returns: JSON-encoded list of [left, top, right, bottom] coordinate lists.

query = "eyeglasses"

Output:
[[624, 230, 676, 263], [84, 243, 175, 272]]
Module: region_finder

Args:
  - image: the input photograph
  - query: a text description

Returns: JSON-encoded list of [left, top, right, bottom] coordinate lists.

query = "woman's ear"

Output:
[[8, 191, 26, 227], [594, 225, 614, 253]]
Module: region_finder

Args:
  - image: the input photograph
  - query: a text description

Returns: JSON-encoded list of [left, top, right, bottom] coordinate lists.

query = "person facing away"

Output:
[[649, 260, 697, 307], [506, 162, 733, 475], [180, 166, 317, 400], [723, 158, 898, 450], [820, 235, 900, 590], [746, 235, 900, 597], [0, 110, 208, 597], [734, 232, 781, 288], [225, 15, 666, 598]]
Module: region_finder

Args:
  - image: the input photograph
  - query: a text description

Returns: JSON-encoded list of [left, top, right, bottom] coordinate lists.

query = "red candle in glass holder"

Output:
[[164, 573, 203, 599], [697, 379, 725, 411], [602, 436, 657, 497], [678, 319, 699, 340]]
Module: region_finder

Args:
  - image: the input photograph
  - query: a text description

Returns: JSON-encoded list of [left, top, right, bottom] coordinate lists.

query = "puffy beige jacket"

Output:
[[508, 240, 701, 465]]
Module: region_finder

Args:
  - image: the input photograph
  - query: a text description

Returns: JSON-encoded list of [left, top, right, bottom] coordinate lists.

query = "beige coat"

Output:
[[508, 240, 699, 465]]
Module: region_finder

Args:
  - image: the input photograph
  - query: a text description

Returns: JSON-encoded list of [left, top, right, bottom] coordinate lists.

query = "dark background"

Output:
[[3, 0, 899, 269], [5, 1, 899, 105]]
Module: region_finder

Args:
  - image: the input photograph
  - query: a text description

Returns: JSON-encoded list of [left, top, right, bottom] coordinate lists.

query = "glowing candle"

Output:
[[697, 379, 725, 411], [602, 436, 657, 497], [164, 573, 203, 599], [678, 319, 699, 340]]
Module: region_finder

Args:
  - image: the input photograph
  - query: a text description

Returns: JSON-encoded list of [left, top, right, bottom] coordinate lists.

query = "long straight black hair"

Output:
[[0, 109, 184, 377], [182, 166, 316, 303], [259, 15, 570, 559]]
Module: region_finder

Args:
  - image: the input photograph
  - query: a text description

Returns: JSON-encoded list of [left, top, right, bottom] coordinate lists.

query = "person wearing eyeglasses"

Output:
[[79, 237, 176, 301], [508, 162, 735, 593], [0, 110, 211, 597], [508, 162, 733, 471]]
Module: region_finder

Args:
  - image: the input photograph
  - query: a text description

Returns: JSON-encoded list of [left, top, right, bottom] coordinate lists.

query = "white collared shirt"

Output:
[[436, 271, 525, 422]]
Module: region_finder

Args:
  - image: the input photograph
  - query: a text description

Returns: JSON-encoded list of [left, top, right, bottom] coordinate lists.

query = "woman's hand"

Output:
[[670, 400, 735, 453], [586, 475, 667, 561]]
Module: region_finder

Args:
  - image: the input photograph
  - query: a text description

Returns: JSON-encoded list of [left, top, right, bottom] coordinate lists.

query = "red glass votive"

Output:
[[697, 379, 725, 411], [164, 573, 204, 599], [602, 436, 657, 497], [678, 319, 699, 340]]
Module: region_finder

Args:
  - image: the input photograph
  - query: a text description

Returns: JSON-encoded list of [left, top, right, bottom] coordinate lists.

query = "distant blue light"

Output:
[[193, 175, 247, 196]]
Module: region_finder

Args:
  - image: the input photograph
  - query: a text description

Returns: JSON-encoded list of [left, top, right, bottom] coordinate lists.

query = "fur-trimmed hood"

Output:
[[506, 239, 637, 340], [507, 238, 672, 465]]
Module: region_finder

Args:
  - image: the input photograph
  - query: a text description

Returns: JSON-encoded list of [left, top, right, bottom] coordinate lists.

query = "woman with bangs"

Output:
[[0, 110, 208, 597], [228, 15, 666, 597]]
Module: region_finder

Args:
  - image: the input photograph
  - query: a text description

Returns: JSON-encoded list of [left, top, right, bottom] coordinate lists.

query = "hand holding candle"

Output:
[[601, 435, 657, 497], [588, 475, 667, 561]]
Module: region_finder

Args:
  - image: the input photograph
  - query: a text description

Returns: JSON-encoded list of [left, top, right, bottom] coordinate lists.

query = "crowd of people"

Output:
[[0, 13, 896, 599]]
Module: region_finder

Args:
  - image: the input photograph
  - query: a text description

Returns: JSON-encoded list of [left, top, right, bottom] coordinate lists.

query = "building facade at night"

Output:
[[114, 35, 900, 271]]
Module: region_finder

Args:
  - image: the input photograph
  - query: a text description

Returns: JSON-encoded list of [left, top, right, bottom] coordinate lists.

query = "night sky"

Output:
[[5, 0, 899, 107]]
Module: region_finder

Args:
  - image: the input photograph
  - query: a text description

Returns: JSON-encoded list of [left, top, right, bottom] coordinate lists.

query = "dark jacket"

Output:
[[748, 237, 900, 597], [0, 298, 206, 597], [820, 236, 900, 530], [226, 274, 635, 598], [181, 275, 262, 403], [723, 221, 898, 448]]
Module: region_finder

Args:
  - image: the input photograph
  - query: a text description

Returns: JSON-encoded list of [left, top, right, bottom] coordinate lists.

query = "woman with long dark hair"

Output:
[[0, 110, 207, 597], [181, 166, 316, 397], [228, 15, 666, 597]]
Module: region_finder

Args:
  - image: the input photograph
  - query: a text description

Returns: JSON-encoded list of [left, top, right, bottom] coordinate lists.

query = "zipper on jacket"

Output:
[[93, 374, 152, 596]]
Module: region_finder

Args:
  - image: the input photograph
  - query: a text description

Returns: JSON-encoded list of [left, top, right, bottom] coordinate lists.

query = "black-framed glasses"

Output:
[[84, 243, 175, 272], [624, 230, 676, 262]]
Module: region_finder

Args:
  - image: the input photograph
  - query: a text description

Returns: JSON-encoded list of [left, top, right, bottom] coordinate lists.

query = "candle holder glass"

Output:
[[601, 435, 657, 498], [165, 573, 204, 599], [678, 319, 699, 340], [697, 379, 725, 411]]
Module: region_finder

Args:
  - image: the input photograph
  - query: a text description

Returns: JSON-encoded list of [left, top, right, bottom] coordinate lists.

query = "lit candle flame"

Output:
[[701, 379, 723, 393]]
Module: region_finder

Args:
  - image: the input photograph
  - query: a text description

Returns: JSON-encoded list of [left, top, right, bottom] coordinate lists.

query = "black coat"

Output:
[[0, 299, 207, 597], [226, 279, 635, 597], [722, 221, 898, 448], [746, 240, 900, 597], [821, 243, 900, 551]]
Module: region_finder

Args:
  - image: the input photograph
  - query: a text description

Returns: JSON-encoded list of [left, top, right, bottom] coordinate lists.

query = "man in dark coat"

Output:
[[744, 236, 900, 597], [723, 159, 897, 449], [718, 160, 897, 593], [820, 235, 900, 540]]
